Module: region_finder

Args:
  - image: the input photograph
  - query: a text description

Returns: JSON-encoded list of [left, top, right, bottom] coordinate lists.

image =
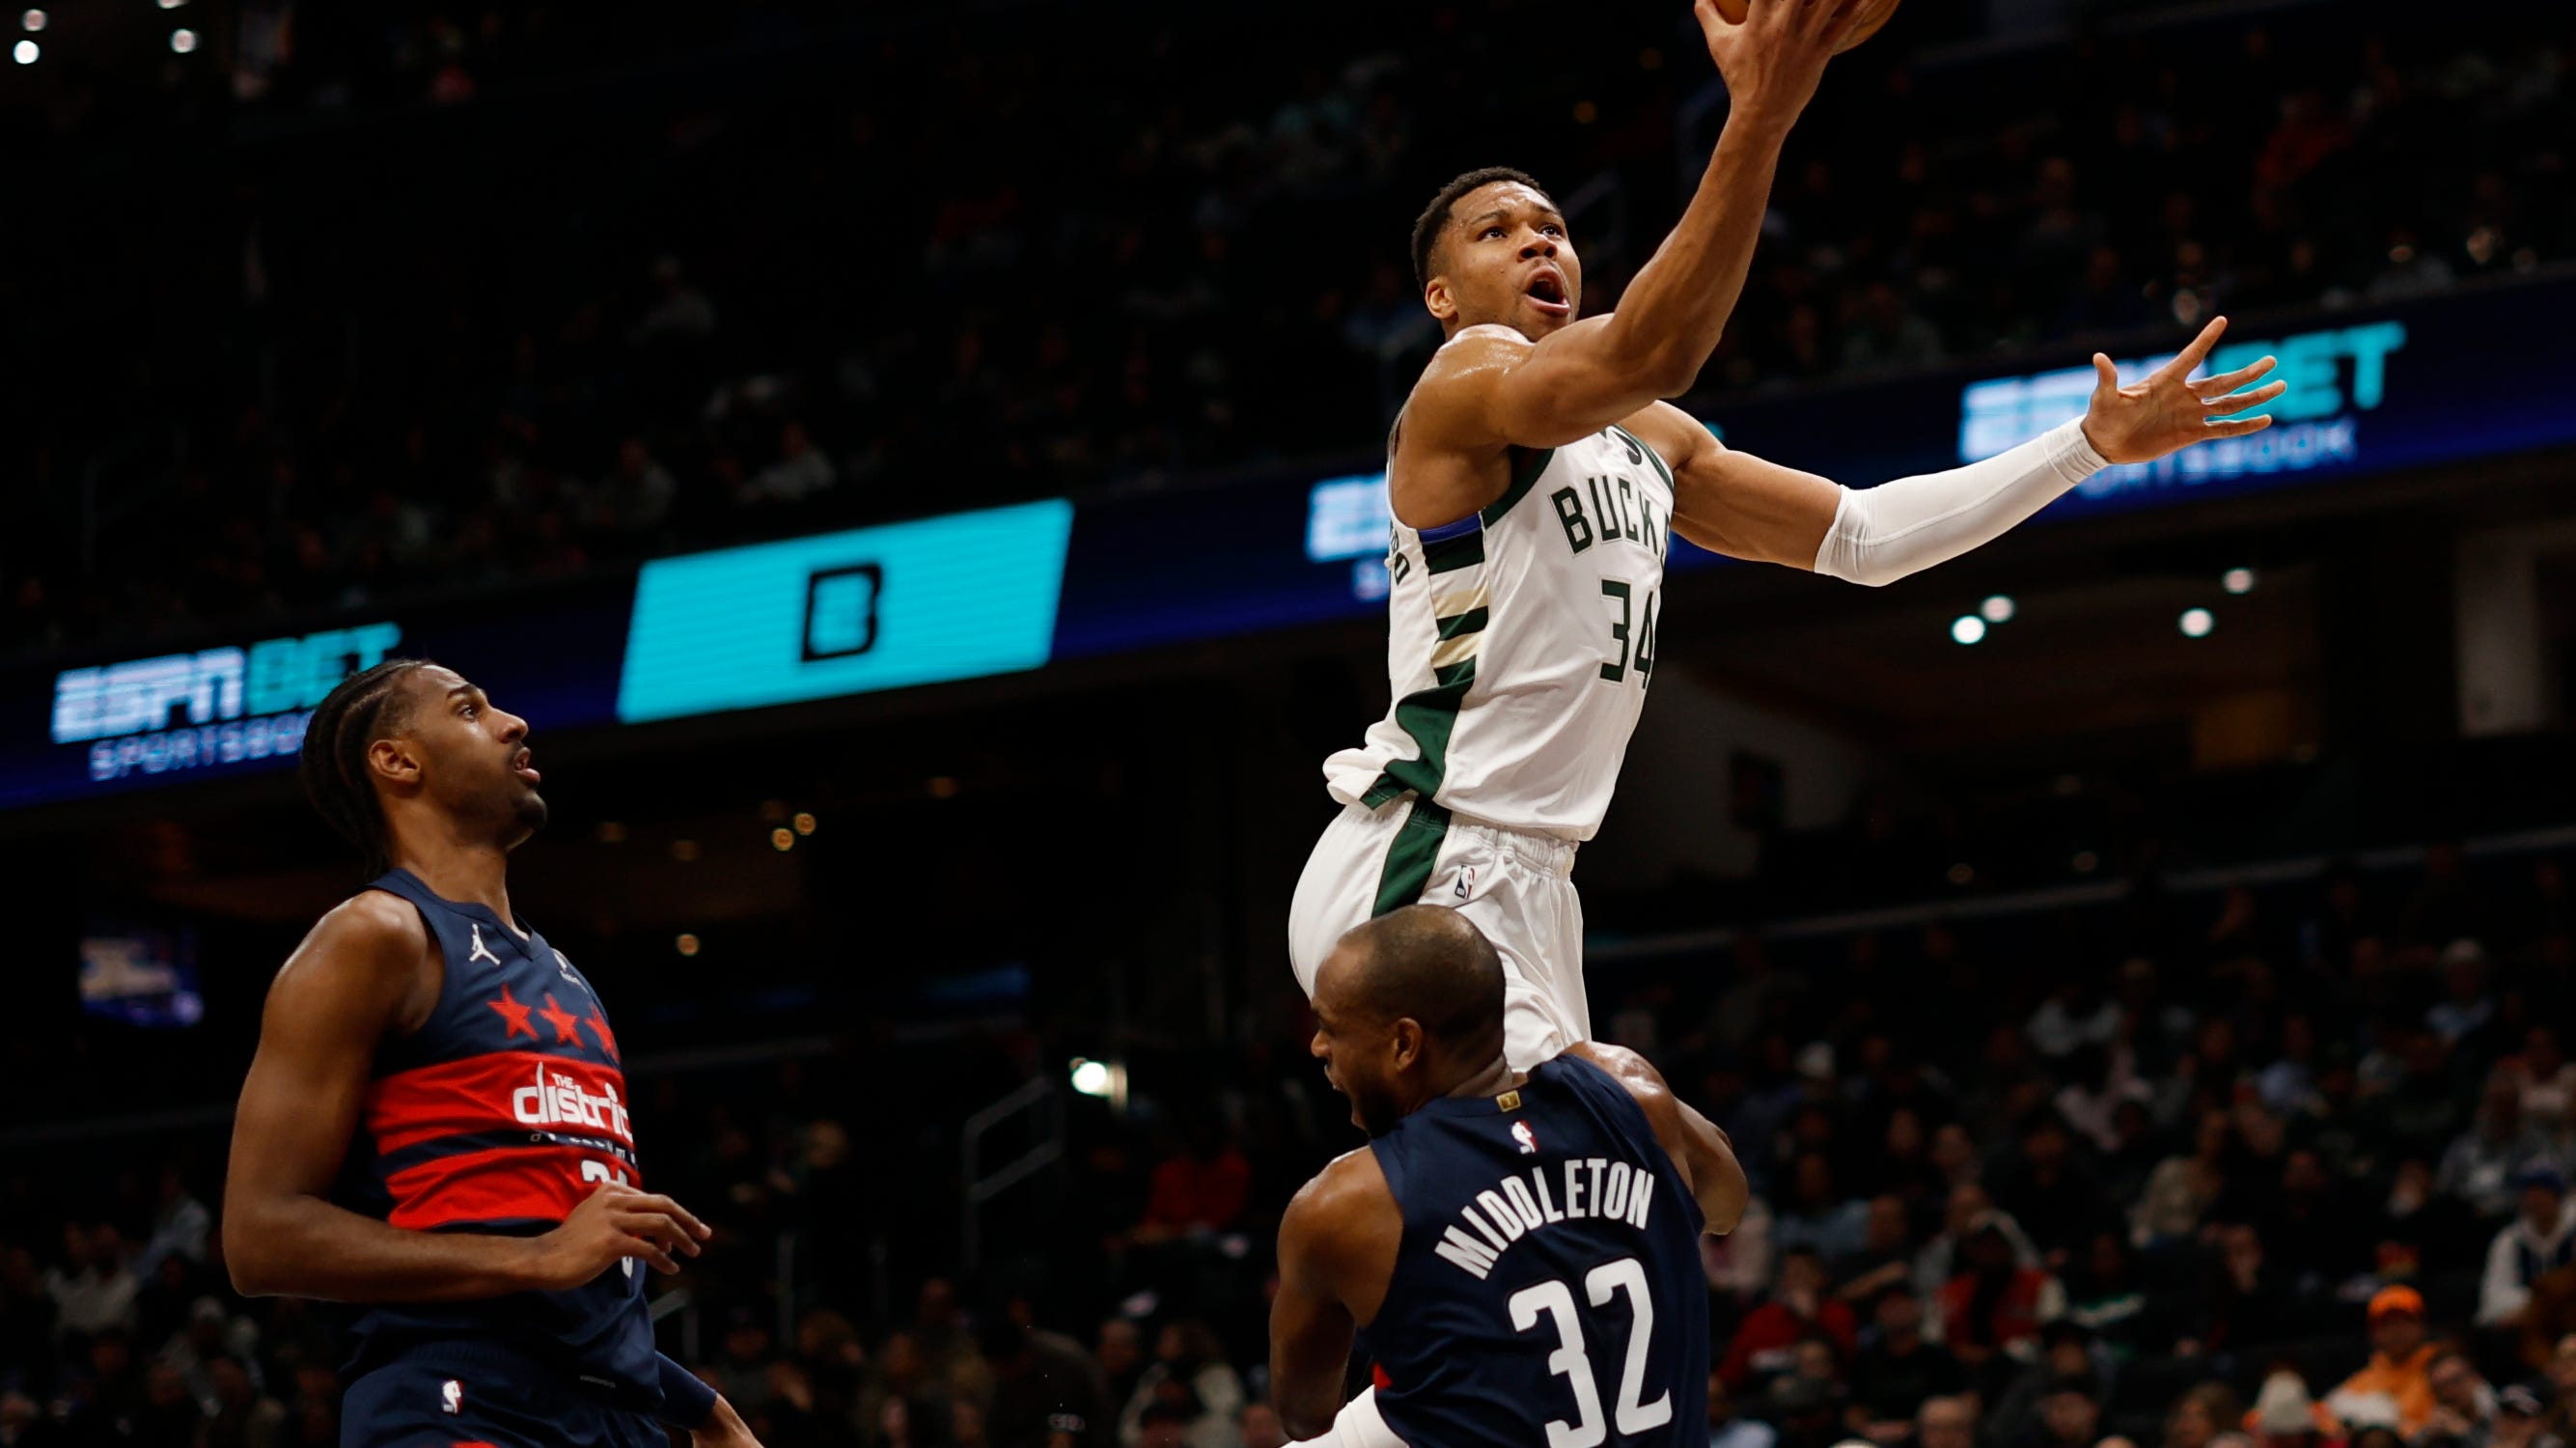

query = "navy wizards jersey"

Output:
[[1360, 1055, 1707, 1448], [328, 870, 657, 1399]]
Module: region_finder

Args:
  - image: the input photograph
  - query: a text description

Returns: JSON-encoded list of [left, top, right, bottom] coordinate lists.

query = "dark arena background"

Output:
[[6, 0, 2576, 1445]]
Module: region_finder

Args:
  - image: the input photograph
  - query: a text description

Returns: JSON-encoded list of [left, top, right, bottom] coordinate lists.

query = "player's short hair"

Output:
[[1344, 905, 1506, 1057], [1411, 166, 1554, 292], [301, 657, 432, 878]]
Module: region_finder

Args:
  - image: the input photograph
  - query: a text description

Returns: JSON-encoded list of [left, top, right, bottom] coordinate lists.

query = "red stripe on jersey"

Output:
[[365, 1050, 635, 1156], [383, 1145, 635, 1230]]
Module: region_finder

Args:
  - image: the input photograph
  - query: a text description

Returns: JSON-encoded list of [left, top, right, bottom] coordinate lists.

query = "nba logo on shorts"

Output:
[[1512, 1120, 1537, 1155], [1454, 866, 1475, 900], [441, 1379, 462, 1415]]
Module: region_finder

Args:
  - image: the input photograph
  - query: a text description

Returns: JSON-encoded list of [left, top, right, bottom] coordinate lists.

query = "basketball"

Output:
[[1706, 0, 1903, 52]]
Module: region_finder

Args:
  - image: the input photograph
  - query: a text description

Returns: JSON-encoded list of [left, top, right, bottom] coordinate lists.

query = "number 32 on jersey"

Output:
[[1510, 1255, 1673, 1448]]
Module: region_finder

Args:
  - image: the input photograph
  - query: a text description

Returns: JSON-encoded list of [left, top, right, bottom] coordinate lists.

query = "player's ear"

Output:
[[367, 735, 422, 789], [1389, 1017, 1426, 1072], [1423, 276, 1456, 325]]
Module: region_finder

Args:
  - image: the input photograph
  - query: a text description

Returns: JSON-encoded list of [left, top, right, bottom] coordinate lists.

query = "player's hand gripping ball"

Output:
[[1705, 0, 1902, 52]]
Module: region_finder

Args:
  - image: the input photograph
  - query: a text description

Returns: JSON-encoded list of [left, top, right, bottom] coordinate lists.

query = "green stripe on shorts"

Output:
[[1371, 795, 1454, 917]]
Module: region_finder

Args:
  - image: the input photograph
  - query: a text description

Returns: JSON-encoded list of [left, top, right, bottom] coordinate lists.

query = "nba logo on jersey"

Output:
[[440, 1379, 462, 1415], [1511, 1120, 1537, 1155]]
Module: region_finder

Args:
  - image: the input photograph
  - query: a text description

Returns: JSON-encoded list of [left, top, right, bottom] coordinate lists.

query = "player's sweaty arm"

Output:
[[1565, 1043, 1750, 1233], [223, 892, 707, 1301], [1397, 0, 1853, 523], [1270, 1151, 1403, 1441], [1650, 315, 2287, 575]]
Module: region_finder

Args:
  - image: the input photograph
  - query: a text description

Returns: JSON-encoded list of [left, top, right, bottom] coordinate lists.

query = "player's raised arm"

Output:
[[1396, 0, 1852, 526], [222, 894, 707, 1301], [1650, 315, 2288, 575], [1566, 1043, 1750, 1233]]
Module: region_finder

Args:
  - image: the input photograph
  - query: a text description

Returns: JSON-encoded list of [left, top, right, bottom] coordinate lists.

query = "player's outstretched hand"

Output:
[[528, 1183, 709, 1290], [2079, 315, 2287, 465], [692, 1395, 766, 1448], [1696, 0, 1867, 122]]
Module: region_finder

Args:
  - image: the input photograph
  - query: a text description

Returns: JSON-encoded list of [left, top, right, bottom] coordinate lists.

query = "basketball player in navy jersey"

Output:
[[1271, 906, 1747, 1448], [222, 659, 762, 1448]]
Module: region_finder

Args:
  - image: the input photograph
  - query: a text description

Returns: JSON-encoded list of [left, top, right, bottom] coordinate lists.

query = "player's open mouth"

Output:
[[512, 748, 540, 785], [1524, 270, 1570, 317]]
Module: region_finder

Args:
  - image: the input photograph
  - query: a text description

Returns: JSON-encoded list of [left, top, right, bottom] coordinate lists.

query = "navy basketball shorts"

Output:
[[341, 1345, 668, 1448]]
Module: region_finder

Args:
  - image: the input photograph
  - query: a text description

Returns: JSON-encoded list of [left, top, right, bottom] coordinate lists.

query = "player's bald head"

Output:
[[1332, 905, 1507, 1058]]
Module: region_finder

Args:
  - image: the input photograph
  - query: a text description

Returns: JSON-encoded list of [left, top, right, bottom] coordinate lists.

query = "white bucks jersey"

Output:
[[1323, 425, 1673, 842]]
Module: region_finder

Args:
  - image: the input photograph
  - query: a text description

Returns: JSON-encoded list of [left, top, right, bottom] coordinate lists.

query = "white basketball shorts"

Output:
[[1288, 794, 1589, 1070]]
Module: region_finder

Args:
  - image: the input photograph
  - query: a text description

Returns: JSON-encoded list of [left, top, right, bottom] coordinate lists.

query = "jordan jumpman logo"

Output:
[[467, 924, 501, 966]]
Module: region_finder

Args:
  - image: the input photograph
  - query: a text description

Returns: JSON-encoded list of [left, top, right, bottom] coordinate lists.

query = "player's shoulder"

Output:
[[1619, 400, 1719, 464], [274, 889, 431, 991], [1559, 1042, 1676, 1113], [1285, 1146, 1395, 1235]]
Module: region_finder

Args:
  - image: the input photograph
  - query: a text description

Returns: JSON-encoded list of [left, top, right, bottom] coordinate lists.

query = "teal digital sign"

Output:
[[616, 501, 1075, 723]]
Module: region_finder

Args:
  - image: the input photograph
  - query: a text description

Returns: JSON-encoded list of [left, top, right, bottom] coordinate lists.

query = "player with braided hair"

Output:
[[227, 659, 764, 1448]]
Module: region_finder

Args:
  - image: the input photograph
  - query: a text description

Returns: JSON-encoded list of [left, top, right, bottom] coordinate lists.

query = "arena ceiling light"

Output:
[[169, 27, 196, 52], [1950, 615, 1987, 645], [11, 38, 33, 62], [19, 11, 42, 32], [2179, 607, 2215, 638], [2223, 567, 2257, 595], [1980, 594, 2015, 624]]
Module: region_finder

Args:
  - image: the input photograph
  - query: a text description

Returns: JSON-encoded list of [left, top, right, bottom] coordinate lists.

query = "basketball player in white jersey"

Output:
[[1288, 0, 2287, 1069]]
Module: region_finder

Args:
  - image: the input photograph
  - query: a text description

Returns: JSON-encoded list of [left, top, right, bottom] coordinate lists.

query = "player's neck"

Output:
[[388, 838, 519, 934], [1439, 1055, 1517, 1104]]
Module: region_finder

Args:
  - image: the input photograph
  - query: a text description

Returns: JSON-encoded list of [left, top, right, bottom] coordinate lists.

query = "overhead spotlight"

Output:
[[770, 828, 794, 851], [1980, 594, 2015, 625], [675, 933, 702, 957], [11, 38, 33, 62], [669, 839, 700, 862], [20, 11, 43, 32], [157, 0, 186, 8], [791, 811, 817, 834], [1069, 1058, 1119, 1099], [1950, 615, 1987, 646], [2179, 607, 2215, 638], [2222, 568, 2257, 595], [170, 27, 196, 52]]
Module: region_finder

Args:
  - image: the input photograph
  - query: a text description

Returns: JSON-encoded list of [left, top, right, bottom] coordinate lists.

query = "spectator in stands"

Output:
[[2034, 1373, 2106, 1448], [1116, 1322, 1241, 1448], [2490, 1385, 2559, 1448], [2421, 1351, 2498, 1448], [1095, 1320, 1146, 1412], [2242, 1373, 2326, 1448], [2169, 1382, 2247, 1448], [2451, 1081, 2555, 1215], [2502, 1033, 2576, 1143], [1708, 1371, 1779, 1448], [2326, 1287, 2438, 1437], [1133, 1121, 1253, 1245], [1992, 1119, 2105, 1256], [1917, 1395, 1980, 1448], [984, 1316, 1115, 1448], [43, 1225, 137, 1341], [1774, 1154, 1872, 1271], [1936, 1218, 2060, 1378], [1722, 1248, 1859, 1390], [2135, 1111, 2231, 1252], [1237, 1403, 1286, 1448], [1838, 1197, 1923, 1309], [201, 1348, 284, 1447], [2480, 1167, 2576, 1328]]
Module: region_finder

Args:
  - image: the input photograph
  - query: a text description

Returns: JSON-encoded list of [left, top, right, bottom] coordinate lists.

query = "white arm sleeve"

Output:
[[1292, 1388, 1410, 1448], [1812, 418, 2109, 586]]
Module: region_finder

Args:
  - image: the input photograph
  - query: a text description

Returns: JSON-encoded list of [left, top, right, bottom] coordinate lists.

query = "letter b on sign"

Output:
[[803, 564, 884, 661]]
